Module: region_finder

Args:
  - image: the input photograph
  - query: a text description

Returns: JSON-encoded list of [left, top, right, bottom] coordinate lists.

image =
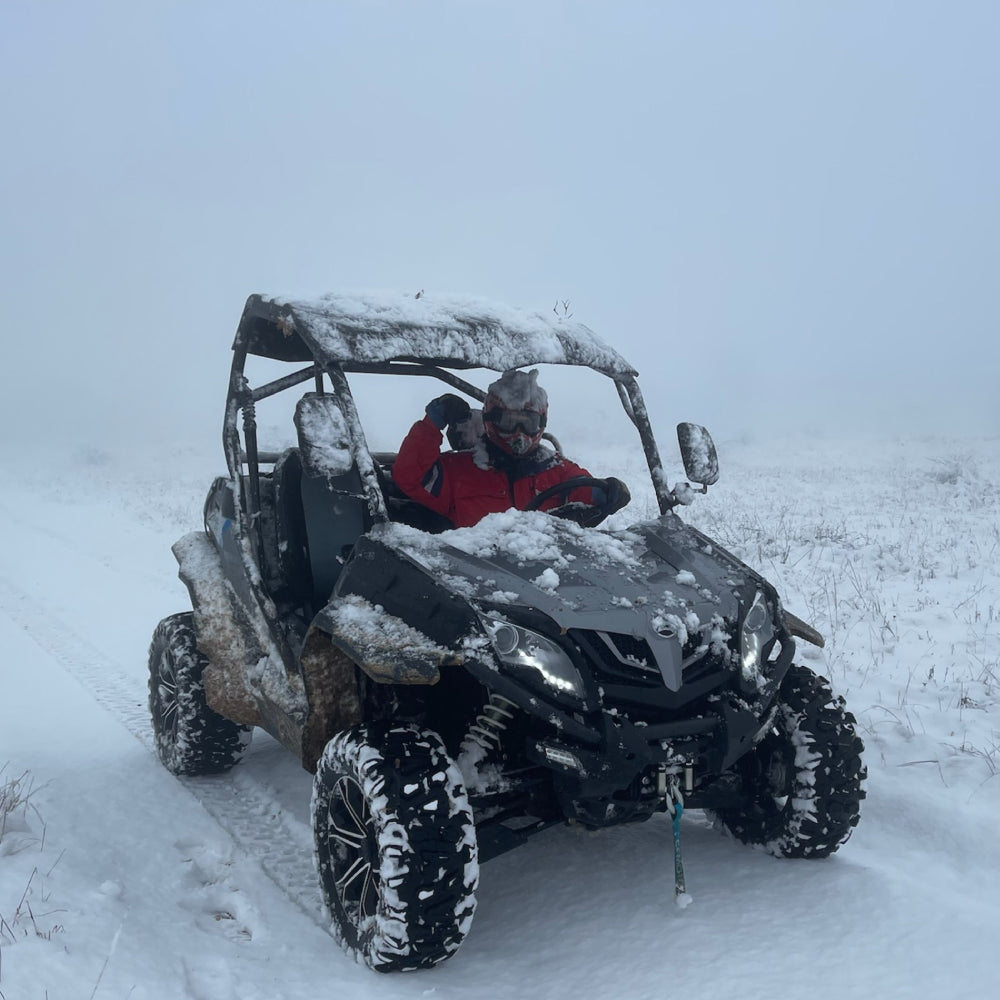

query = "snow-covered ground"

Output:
[[2, 431, 999, 999]]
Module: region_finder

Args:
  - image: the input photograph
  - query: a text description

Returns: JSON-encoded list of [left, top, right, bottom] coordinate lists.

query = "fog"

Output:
[[2, 1, 997, 458]]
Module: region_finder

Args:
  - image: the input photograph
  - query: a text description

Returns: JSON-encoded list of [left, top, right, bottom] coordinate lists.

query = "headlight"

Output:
[[740, 590, 774, 686], [481, 616, 586, 702]]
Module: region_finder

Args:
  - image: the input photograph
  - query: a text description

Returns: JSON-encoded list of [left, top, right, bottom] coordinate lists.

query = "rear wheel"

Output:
[[148, 613, 251, 775], [312, 723, 478, 971], [716, 664, 866, 858]]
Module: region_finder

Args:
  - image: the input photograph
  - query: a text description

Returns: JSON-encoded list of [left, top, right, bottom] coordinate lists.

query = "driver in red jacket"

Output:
[[392, 369, 629, 529]]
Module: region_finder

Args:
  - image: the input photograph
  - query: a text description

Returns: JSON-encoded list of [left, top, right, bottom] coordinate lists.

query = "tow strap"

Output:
[[665, 776, 693, 909]]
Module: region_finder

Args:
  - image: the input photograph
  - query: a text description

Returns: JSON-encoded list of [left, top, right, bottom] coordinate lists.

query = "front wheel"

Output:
[[148, 613, 251, 776], [715, 664, 866, 858], [312, 723, 479, 972]]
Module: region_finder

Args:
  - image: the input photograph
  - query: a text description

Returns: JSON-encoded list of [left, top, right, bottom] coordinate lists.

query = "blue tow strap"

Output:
[[670, 792, 693, 909]]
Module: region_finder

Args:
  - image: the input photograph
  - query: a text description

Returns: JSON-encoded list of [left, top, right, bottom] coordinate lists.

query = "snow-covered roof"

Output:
[[236, 290, 638, 377]]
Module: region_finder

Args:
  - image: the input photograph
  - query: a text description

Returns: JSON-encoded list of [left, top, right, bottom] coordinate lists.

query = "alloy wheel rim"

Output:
[[328, 775, 380, 920], [760, 734, 793, 810], [157, 656, 179, 739]]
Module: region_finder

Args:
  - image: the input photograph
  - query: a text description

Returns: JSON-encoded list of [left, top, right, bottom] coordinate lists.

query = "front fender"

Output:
[[310, 595, 448, 685]]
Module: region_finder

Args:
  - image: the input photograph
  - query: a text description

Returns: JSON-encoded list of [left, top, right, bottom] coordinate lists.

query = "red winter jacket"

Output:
[[392, 416, 595, 529]]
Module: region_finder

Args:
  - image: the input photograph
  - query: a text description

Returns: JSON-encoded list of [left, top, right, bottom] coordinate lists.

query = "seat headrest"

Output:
[[294, 393, 354, 480]]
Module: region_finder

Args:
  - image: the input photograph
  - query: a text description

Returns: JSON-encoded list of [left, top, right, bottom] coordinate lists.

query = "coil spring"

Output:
[[463, 693, 517, 753]]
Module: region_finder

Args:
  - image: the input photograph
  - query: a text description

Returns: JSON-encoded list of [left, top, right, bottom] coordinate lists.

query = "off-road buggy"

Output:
[[148, 291, 865, 972]]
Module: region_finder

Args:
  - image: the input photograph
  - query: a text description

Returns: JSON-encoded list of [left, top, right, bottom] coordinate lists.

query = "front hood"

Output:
[[373, 510, 761, 691]]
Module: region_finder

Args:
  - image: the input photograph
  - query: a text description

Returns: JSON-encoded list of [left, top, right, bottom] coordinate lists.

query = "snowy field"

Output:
[[1, 431, 999, 999]]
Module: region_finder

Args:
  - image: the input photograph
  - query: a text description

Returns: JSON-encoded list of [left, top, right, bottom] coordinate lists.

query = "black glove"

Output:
[[425, 393, 471, 429], [601, 477, 631, 513]]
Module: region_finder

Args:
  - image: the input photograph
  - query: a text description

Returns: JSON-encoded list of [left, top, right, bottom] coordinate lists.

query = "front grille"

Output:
[[682, 648, 727, 684], [570, 627, 732, 719], [600, 632, 660, 676], [573, 629, 726, 682], [570, 630, 660, 686]]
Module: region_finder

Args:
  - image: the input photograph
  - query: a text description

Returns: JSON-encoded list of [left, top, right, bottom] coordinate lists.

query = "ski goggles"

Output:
[[483, 407, 547, 435]]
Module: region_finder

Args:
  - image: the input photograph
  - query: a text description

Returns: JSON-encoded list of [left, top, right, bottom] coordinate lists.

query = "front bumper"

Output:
[[463, 639, 793, 827]]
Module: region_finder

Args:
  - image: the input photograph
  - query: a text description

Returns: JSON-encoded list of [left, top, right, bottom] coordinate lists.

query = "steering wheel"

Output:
[[525, 475, 617, 528]]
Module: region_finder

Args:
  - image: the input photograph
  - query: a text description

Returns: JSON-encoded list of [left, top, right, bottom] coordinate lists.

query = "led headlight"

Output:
[[481, 616, 586, 702], [740, 590, 774, 685]]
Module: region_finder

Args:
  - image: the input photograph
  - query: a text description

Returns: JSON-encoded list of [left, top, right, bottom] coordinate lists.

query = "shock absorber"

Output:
[[462, 692, 517, 753]]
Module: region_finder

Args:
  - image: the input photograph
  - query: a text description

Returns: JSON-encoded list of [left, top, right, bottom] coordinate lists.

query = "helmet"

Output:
[[483, 369, 548, 457]]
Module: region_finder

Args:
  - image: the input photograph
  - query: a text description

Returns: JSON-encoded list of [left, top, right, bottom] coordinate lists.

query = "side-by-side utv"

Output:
[[148, 291, 865, 972]]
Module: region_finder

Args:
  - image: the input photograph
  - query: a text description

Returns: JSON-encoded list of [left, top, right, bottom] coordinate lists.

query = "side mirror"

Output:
[[677, 423, 719, 489]]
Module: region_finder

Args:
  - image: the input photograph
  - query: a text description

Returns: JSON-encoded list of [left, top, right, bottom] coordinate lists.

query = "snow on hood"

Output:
[[249, 290, 638, 376], [374, 510, 755, 689]]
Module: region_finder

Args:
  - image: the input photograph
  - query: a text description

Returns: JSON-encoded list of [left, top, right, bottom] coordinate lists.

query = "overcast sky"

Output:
[[2, 1, 997, 454]]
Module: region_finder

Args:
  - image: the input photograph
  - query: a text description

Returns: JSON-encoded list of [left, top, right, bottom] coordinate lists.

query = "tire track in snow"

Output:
[[0, 574, 328, 929], [0, 576, 153, 739]]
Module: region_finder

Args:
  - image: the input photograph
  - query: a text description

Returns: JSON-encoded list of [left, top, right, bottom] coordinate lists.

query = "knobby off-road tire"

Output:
[[148, 612, 251, 776], [717, 663, 866, 858], [312, 723, 479, 972]]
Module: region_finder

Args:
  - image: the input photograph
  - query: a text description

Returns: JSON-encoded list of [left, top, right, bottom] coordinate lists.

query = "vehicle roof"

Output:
[[236, 291, 638, 377]]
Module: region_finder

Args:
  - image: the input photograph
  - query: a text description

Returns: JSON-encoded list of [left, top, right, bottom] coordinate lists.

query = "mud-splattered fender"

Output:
[[310, 594, 449, 686], [172, 531, 272, 726], [298, 623, 364, 770]]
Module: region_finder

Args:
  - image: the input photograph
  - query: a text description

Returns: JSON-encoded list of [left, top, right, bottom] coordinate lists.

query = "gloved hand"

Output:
[[425, 393, 472, 430], [600, 477, 631, 513]]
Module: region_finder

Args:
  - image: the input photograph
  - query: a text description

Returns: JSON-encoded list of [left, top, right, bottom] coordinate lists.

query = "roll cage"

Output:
[[219, 291, 678, 635]]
